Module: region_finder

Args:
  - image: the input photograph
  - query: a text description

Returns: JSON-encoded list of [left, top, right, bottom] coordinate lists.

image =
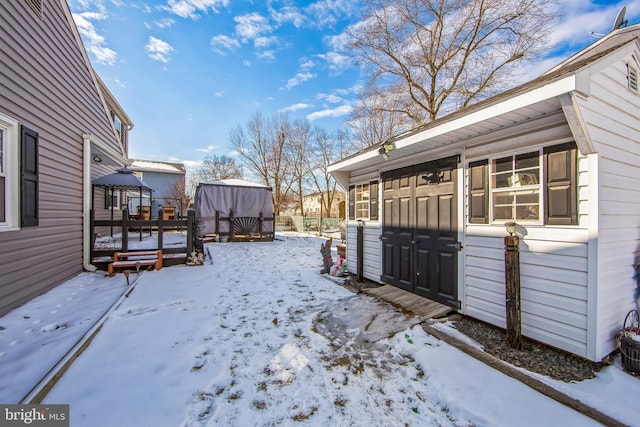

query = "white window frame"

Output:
[[0, 112, 20, 231], [489, 148, 543, 224], [355, 183, 370, 220]]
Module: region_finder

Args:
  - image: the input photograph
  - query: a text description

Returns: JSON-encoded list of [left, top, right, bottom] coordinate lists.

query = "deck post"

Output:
[[187, 210, 195, 254], [357, 220, 364, 282], [504, 228, 522, 349], [157, 208, 164, 250], [121, 209, 129, 252]]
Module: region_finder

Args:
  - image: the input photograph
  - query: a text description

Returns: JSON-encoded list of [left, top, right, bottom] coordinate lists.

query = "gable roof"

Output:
[[329, 24, 640, 181]]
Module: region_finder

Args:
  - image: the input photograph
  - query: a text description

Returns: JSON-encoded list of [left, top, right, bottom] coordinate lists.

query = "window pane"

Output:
[[515, 171, 539, 186], [493, 172, 512, 188], [516, 190, 539, 204], [494, 156, 512, 173], [516, 204, 539, 220], [515, 152, 539, 169]]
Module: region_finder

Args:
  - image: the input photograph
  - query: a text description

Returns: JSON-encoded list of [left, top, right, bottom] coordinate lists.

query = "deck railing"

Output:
[[90, 209, 198, 269]]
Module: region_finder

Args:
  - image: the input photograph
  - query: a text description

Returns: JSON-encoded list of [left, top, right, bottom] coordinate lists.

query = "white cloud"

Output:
[[279, 103, 312, 113], [300, 59, 315, 70], [235, 13, 273, 42], [307, 104, 353, 121], [317, 51, 350, 75], [213, 90, 225, 97], [72, 11, 118, 66], [254, 36, 278, 49], [317, 93, 343, 104], [195, 145, 216, 153], [146, 36, 176, 63], [165, 0, 230, 19], [257, 50, 277, 61], [155, 18, 176, 29], [211, 35, 241, 55], [305, 0, 357, 28], [285, 72, 317, 89], [270, 5, 306, 28]]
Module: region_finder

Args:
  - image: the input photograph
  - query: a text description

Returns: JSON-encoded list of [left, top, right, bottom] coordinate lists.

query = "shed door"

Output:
[[381, 156, 459, 307]]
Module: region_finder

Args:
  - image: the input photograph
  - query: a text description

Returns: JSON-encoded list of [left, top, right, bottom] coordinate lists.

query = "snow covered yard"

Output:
[[1, 235, 637, 426]]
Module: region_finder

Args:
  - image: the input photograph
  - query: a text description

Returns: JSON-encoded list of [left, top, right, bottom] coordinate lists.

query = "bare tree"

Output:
[[349, 0, 555, 127], [346, 87, 415, 150], [230, 111, 295, 215], [305, 127, 350, 232], [287, 119, 312, 215], [163, 177, 192, 216], [195, 155, 243, 182]]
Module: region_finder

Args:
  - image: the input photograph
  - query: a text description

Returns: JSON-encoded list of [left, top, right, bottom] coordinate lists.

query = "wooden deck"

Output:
[[362, 285, 454, 321]]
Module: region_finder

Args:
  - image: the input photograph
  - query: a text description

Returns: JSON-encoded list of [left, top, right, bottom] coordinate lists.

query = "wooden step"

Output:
[[108, 250, 162, 276]]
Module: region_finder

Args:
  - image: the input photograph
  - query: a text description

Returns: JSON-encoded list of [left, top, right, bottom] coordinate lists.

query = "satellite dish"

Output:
[[612, 6, 628, 31]]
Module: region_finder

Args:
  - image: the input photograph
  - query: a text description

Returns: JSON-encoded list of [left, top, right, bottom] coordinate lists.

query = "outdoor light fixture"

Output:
[[505, 222, 517, 236], [378, 140, 394, 160], [92, 155, 103, 163]]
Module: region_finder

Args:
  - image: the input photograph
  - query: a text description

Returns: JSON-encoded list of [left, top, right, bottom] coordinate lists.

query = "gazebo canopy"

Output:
[[92, 167, 153, 191]]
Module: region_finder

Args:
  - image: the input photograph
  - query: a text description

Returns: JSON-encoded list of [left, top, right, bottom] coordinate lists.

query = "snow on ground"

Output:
[[0, 234, 638, 426]]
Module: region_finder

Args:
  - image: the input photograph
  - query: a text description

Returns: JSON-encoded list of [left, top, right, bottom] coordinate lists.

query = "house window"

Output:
[[469, 142, 577, 226], [348, 181, 379, 221], [0, 113, 20, 230], [355, 183, 370, 219], [490, 151, 541, 222], [105, 190, 121, 210]]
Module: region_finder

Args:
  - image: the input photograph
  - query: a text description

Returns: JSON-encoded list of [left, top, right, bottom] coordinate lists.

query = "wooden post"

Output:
[[357, 221, 364, 282], [157, 209, 164, 250], [121, 209, 128, 252], [187, 210, 195, 255], [505, 234, 522, 349]]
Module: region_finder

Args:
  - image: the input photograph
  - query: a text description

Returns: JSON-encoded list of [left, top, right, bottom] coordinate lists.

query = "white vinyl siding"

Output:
[[574, 52, 640, 360], [464, 226, 590, 357], [345, 222, 382, 282]]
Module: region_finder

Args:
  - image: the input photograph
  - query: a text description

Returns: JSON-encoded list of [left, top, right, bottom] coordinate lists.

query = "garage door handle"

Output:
[[447, 242, 463, 251]]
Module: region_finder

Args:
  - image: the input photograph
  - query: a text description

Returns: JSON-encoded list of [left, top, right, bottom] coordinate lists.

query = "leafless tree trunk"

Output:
[[305, 128, 349, 226], [288, 119, 312, 216], [230, 111, 295, 216], [348, 0, 555, 127], [163, 177, 192, 216]]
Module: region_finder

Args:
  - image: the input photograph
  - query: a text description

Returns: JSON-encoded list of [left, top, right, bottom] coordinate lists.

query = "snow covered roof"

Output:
[[129, 159, 185, 174], [199, 179, 271, 189]]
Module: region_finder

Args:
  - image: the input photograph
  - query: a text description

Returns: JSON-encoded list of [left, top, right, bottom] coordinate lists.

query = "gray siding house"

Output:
[[128, 160, 187, 217], [329, 25, 640, 362], [0, 0, 130, 315]]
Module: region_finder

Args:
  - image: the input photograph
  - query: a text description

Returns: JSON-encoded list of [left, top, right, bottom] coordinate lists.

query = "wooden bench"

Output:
[[108, 250, 163, 276]]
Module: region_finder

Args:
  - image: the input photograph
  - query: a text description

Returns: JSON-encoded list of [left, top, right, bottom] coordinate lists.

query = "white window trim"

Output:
[[488, 148, 544, 225], [0, 112, 20, 231], [354, 182, 370, 220]]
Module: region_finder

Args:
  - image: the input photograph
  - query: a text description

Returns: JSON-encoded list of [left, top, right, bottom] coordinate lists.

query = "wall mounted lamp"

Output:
[[92, 155, 103, 163], [505, 222, 517, 236], [378, 141, 394, 160]]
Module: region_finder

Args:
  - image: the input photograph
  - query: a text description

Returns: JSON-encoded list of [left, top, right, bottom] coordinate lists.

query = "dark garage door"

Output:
[[381, 156, 460, 307]]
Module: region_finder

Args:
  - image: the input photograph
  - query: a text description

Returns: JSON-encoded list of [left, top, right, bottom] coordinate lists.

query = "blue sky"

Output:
[[68, 0, 639, 168]]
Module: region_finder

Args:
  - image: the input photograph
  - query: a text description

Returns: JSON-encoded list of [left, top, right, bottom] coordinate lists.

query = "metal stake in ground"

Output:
[[504, 222, 522, 349]]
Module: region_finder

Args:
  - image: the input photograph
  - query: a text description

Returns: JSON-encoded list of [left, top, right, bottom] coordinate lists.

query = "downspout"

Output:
[[82, 134, 97, 272]]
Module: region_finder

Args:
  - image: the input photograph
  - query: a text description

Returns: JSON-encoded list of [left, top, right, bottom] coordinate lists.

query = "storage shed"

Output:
[[194, 179, 274, 241], [328, 25, 640, 362]]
